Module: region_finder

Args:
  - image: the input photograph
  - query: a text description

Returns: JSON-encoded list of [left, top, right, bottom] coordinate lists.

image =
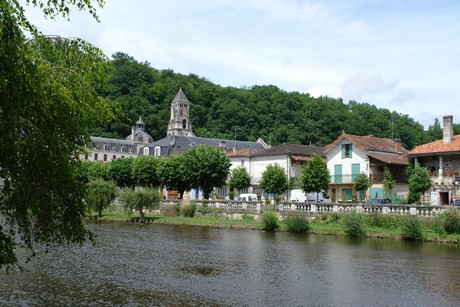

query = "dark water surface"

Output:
[[1, 222, 459, 306]]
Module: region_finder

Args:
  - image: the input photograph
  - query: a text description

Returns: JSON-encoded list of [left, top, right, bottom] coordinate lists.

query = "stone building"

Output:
[[408, 115, 460, 205]]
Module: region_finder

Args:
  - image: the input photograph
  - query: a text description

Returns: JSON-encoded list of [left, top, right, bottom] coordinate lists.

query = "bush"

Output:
[[261, 212, 279, 231], [242, 214, 254, 221], [180, 203, 197, 217], [366, 214, 400, 229], [439, 209, 460, 234], [343, 211, 366, 237], [285, 212, 310, 233], [401, 217, 424, 241], [197, 203, 213, 215]]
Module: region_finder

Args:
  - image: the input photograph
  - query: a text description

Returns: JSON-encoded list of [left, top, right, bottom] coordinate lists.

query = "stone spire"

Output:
[[167, 88, 195, 137]]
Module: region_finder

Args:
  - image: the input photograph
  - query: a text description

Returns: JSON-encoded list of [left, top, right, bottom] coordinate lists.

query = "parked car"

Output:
[[367, 198, 392, 205], [289, 189, 331, 203], [237, 193, 258, 201], [452, 199, 460, 206]]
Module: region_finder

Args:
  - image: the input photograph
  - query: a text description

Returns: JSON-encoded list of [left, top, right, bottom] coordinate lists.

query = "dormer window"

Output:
[[103, 144, 108, 151]]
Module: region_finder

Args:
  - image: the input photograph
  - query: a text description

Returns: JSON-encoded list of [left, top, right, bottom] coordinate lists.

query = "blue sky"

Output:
[[26, 0, 460, 129]]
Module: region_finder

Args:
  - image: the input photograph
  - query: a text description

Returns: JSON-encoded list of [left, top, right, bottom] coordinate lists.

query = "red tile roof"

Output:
[[227, 148, 263, 157], [408, 135, 460, 156], [324, 133, 407, 154]]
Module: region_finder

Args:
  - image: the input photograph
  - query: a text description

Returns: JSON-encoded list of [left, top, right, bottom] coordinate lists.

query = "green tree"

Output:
[[183, 145, 231, 199], [107, 157, 135, 188], [132, 155, 161, 187], [0, 0, 108, 268], [259, 164, 288, 208], [76, 160, 109, 182], [407, 164, 432, 204], [86, 179, 117, 218], [119, 187, 160, 221], [353, 173, 371, 202], [383, 165, 395, 198], [300, 154, 330, 201], [157, 155, 191, 199], [229, 167, 252, 194]]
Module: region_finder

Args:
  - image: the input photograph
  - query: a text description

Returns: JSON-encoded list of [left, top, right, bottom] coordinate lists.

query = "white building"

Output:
[[323, 133, 409, 202], [227, 144, 325, 199]]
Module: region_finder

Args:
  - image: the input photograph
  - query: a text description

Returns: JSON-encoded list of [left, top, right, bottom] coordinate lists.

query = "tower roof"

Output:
[[172, 88, 189, 104], [136, 116, 144, 125]]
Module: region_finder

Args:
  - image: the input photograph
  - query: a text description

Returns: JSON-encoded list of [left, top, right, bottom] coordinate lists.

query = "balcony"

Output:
[[331, 173, 407, 184]]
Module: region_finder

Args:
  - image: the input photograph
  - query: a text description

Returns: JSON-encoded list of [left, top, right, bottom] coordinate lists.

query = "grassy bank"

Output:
[[87, 209, 460, 244]]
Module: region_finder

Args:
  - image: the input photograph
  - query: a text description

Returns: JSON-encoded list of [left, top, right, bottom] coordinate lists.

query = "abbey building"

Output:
[[82, 88, 267, 161]]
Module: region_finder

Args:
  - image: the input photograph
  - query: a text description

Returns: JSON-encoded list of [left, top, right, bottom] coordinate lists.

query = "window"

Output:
[[143, 147, 149, 155], [103, 144, 108, 151], [121, 146, 126, 152], [345, 144, 350, 158], [129, 147, 133, 153], [84, 154, 88, 160], [341, 144, 352, 159], [94, 153, 98, 161], [113, 155, 116, 160], [182, 119, 187, 129], [112, 146, 117, 152], [241, 159, 245, 166], [103, 154, 107, 161], [154, 146, 161, 157]]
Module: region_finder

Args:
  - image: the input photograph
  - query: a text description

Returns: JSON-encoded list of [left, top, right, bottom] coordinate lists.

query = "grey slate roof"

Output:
[[89, 136, 138, 153], [148, 135, 265, 156]]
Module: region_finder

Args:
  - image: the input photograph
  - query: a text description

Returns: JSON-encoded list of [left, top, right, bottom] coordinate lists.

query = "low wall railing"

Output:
[[278, 202, 449, 217], [160, 199, 262, 214], [159, 200, 453, 217]]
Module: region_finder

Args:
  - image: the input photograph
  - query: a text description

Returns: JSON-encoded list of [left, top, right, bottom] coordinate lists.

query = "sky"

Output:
[[25, 0, 460, 129]]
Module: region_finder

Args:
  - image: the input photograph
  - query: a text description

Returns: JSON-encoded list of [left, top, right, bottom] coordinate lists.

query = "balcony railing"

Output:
[[331, 174, 407, 184]]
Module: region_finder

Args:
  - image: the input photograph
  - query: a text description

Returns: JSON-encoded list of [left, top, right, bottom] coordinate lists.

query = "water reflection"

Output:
[[1, 222, 459, 306]]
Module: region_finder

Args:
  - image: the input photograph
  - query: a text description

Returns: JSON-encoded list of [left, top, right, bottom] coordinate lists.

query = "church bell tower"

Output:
[[167, 88, 195, 137]]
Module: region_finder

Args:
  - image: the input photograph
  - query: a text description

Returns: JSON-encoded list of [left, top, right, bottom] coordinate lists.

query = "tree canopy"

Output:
[[183, 145, 231, 199], [259, 164, 289, 207], [229, 167, 252, 194], [407, 164, 432, 204], [0, 0, 108, 268], [90, 53, 451, 150], [300, 154, 330, 199]]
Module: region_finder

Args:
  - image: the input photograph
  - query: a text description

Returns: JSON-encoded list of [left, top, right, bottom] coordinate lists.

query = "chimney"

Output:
[[443, 115, 453, 144]]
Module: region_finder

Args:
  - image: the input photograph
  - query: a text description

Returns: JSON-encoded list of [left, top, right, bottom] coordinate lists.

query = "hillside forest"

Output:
[[94, 52, 460, 150]]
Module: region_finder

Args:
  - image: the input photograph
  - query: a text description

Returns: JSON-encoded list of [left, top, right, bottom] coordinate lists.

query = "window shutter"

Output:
[[349, 144, 353, 158], [341, 144, 345, 159]]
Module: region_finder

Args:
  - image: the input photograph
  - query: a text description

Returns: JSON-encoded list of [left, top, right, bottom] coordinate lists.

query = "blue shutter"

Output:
[[349, 144, 353, 158], [341, 144, 345, 159]]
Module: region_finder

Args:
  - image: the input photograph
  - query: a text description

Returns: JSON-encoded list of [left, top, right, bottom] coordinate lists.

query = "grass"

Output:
[[86, 210, 460, 243]]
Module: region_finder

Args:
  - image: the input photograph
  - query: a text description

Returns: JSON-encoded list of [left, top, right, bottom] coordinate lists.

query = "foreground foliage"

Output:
[[0, 0, 108, 268]]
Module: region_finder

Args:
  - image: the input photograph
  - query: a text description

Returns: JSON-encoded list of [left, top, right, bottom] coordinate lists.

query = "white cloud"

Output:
[[23, 0, 460, 130]]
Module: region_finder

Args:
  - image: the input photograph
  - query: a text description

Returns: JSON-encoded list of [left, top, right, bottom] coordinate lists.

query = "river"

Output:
[[1, 222, 459, 306]]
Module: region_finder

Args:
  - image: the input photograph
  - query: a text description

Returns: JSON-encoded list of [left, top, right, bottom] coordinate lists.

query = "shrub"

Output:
[[285, 212, 310, 233], [439, 209, 460, 234], [181, 203, 197, 217], [401, 217, 424, 241], [261, 212, 279, 231], [197, 203, 213, 215], [343, 211, 366, 237], [366, 214, 400, 229], [242, 214, 254, 221]]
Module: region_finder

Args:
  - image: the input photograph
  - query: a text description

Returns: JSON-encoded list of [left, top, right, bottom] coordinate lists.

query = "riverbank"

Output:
[[87, 210, 460, 244]]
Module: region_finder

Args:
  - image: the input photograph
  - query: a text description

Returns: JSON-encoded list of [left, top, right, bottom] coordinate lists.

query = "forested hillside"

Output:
[[94, 52, 459, 150]]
